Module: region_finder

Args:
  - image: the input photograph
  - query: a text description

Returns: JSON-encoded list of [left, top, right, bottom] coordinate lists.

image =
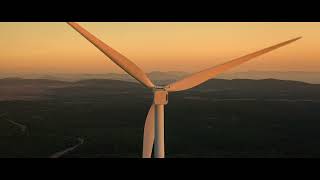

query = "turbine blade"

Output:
[[67, 22, 155, 89], [142, 103, 155, 158], [166, 37, 302, 92]]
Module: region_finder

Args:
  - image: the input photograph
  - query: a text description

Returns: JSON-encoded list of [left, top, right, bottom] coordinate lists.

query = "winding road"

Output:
[[1, 113, 84, 158], [1, 113, 28, 135], [5, 119, 28, 134], [50, 138, 84, 158]]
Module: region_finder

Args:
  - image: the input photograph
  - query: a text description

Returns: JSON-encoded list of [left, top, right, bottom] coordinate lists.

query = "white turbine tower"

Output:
[[67, 22, 301, 158]]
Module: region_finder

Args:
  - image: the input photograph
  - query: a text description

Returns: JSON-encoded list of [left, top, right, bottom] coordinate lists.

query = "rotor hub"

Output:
[[153, 86, 168, 105]]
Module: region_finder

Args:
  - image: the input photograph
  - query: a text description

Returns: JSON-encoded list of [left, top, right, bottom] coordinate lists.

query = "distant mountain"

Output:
[[218, 71, 320, 84], [0, 78, 69, 101], [0, 71, 190, 84], [1, 71, 320, 84], [1, 77, 320, 101], [0, 77, 67, 86]]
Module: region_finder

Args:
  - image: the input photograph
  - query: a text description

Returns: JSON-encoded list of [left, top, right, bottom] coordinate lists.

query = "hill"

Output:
[[0, 78, 320, 158]]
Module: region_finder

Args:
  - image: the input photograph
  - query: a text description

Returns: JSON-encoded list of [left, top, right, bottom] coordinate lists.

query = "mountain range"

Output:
[[2, 71, 320, 84]]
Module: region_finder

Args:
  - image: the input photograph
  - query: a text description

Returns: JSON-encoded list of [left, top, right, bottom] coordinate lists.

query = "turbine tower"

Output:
[[66, 22, 301, 158]]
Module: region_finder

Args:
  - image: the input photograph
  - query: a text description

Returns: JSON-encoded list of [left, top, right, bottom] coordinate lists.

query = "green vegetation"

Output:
[[0, 78, 320, 158]]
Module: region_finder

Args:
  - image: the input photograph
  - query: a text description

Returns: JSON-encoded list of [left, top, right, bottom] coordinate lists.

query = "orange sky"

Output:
[[0, 22, 319, 74]]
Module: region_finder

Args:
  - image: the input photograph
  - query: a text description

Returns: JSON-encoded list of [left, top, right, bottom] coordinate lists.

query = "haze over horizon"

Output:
[[2, 70, 320, 84], [1, 22, 319, 77]]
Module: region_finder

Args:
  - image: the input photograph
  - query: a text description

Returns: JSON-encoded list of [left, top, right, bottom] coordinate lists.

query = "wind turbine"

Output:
[[66, 22, 301, 158]]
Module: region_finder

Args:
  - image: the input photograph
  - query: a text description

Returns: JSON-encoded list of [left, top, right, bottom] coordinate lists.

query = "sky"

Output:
[[0, 22, 319, 75]]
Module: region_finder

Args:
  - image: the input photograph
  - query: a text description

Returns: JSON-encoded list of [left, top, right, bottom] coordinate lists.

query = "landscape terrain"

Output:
[[0, 74, 320, 158]]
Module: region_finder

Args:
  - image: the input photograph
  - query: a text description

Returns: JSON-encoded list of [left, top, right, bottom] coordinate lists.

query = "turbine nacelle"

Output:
[[153, 86, 168, 105]]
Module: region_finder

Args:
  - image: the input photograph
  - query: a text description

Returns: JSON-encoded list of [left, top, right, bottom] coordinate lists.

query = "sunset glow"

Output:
[[1, 22, 319, 74]]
